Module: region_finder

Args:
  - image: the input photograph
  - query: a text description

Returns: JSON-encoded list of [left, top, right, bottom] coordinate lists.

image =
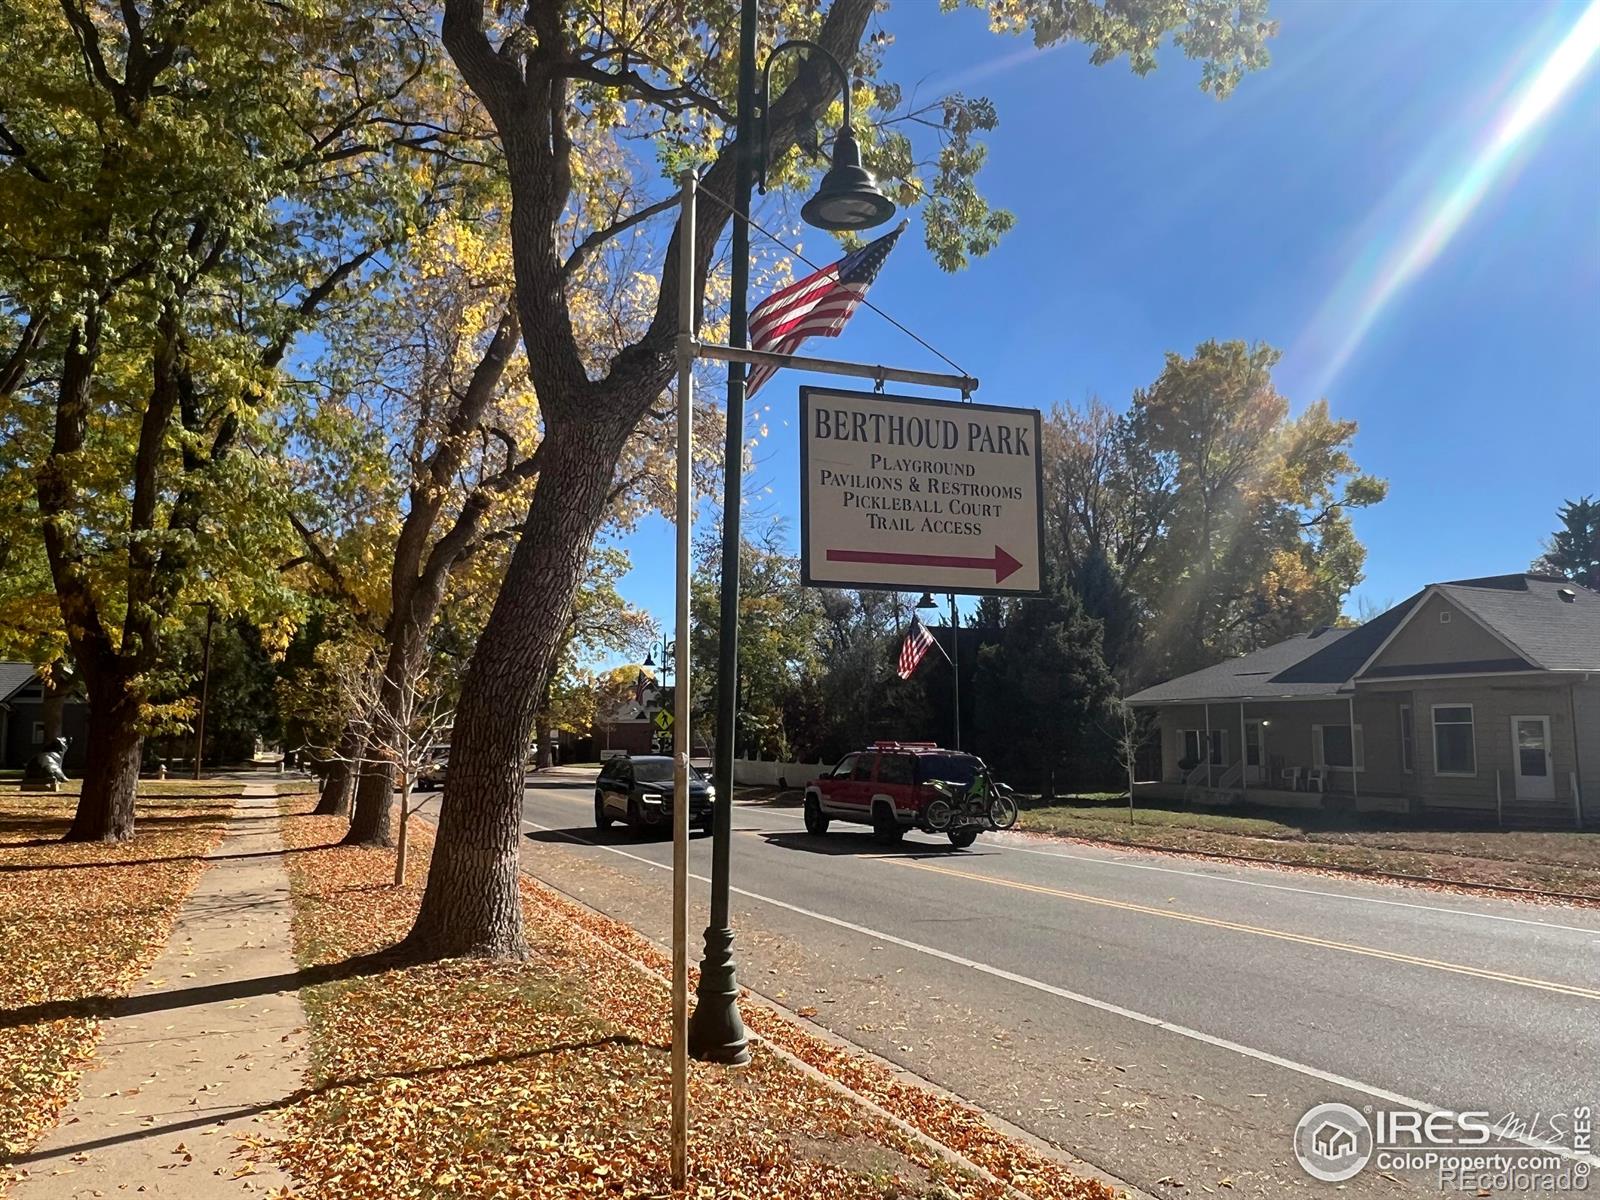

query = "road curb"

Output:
[[503, 841, 1153, 1200]]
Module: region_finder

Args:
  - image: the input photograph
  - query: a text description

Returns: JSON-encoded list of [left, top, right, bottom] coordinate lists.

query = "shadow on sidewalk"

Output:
[[0, 1032, 643, 1168], [0, 948, 404, 1032], [0, 842, 340, 875]]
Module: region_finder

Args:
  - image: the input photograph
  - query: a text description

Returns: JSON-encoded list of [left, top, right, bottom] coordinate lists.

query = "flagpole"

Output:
[[949, 593, 960, 751]]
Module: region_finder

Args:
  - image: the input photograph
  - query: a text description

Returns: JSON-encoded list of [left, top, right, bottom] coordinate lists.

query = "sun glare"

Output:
[[1300, 0, 1600, 398]]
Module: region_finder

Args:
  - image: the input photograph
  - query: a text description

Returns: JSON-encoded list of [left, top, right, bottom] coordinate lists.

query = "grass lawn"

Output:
[[0, 783, 238, 1187], [1018, 794, 1600, 899], [271, 800, 1119, 1200]]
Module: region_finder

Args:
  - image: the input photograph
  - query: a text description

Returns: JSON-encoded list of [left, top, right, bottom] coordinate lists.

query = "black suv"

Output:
[[594, 755, 715, 835]]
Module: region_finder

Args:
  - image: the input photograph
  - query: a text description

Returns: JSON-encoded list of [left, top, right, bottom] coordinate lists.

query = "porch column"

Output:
[[1204, 703, 1212, 790], [1240, 701, 1248, 800], [1348, 693, 1360, 804]]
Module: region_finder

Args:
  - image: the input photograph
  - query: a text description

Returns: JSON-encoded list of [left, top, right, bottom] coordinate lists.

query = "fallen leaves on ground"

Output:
[[0, 789, 234, 1192], [275, 802, 1117, 1200], [1017, 805, 1600, 902]]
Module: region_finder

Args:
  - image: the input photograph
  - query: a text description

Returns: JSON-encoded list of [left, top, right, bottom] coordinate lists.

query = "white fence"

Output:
[[732, 758, 835, 789]]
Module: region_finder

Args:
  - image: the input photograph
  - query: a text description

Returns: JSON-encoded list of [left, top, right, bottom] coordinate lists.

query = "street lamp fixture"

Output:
[[915, 591, 938, 610], [757, 39, 896, 233], [690, 20, 898, 1073]]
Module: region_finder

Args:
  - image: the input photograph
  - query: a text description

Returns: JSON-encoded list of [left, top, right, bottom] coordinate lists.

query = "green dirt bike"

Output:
[[924, 770, 1019, 834]]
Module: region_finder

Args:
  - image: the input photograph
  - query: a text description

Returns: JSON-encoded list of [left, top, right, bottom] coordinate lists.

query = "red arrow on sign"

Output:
[[826, 545, 1024, 584]]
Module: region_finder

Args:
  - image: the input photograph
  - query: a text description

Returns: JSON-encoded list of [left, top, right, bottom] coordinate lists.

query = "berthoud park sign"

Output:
[[799, 387, 1044, 596]]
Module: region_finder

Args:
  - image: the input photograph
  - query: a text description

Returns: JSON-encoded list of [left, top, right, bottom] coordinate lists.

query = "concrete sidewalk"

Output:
[[11, 783, 306, 1198]]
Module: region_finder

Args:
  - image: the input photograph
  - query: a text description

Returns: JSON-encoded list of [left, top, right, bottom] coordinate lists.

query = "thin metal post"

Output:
[[1239, 702, 1248, 800], [193, 605, 214, 780], [1204, 703, 1212, 791], [688, 0, 754, 1067], [690, 340, 978, 394], [949, 593, 960, 750], [1348, 694, 1360, 805], [669, 170, 695, 1188]]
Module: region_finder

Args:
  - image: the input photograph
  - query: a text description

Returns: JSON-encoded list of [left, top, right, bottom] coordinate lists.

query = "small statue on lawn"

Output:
[[22, 737, 70, 791]]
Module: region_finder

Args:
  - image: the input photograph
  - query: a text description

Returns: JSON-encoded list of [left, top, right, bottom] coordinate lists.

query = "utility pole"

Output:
[[688, 0, 755, 1067], [193, 605, 215, 780]]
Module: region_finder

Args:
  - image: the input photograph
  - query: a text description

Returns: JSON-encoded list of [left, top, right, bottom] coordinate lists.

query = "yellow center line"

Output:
[[886, 858, 1600, 1002]]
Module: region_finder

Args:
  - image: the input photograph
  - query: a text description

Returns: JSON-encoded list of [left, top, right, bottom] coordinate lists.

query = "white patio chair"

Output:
[[1304, 768, 1326, 793]]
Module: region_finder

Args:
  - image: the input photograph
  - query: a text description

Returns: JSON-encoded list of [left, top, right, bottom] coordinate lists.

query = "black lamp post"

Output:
[[688, 13, 896, 1066]]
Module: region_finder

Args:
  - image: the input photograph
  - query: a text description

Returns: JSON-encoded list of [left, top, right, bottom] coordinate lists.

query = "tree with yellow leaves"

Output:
[[405, 0, 1279, 958]]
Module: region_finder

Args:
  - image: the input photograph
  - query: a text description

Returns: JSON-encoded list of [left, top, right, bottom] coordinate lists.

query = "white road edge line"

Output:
[[523, 782, 1600, 936], [520, 816, 1598, 1168]]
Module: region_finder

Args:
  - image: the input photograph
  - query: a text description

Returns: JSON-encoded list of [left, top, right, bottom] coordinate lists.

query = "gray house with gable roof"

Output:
[[0, 662, 89, 772], [1125, 574, 1600, 827]]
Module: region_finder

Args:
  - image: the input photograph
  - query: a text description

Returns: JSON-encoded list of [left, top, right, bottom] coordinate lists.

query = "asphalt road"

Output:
[[419, 771, 1600, 1198]]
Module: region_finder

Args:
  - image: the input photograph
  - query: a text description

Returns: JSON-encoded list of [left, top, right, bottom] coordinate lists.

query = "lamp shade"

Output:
[[800, 126, 896, 232], [915, 591, 938, 609]]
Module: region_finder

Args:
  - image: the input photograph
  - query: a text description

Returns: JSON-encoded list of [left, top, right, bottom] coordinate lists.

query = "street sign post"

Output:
[[799, 387, 1044, 595]]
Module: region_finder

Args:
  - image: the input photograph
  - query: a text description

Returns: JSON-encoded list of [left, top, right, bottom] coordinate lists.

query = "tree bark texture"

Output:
[[345, 757, 396, 847], [403, 422, 628, 959], [65, 675, 142, 843], [411, 0, 877, 960], [314, 724, 361, 816]]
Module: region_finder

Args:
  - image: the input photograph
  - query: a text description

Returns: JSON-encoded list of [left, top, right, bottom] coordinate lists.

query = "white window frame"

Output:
[[1431, 703, 1477, 777], [1400, 705, 1414, 773], [1312, 723, 1365, 771], [1180, 729, 1228, 766]]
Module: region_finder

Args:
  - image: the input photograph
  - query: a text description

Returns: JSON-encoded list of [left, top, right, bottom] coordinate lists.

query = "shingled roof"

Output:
[[0, 662, 39, 704], [1127, 574, 1600, 705], [1433, 574, 1600, 671]]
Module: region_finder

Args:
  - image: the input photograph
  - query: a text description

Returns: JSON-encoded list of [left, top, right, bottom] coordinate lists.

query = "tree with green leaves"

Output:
[[1043, 341, 1386, 685], [971, 575, 1118, 794], [407, 0, 1277, 958], [0, 0, 448, 840], [1534, 496, 1600, 590], [690, 524, 822, 762]]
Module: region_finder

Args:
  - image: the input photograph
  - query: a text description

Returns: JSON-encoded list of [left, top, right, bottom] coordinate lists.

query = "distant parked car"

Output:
[[594, 754, 714, 835], [415, 743, 451, 791]]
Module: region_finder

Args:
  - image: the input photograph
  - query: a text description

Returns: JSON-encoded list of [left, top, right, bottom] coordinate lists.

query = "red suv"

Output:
[[804, 742, 988, 849]]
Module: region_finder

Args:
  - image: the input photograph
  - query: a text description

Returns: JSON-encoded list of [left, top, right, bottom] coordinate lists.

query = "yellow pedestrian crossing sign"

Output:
[[653, 709, 674, 731]]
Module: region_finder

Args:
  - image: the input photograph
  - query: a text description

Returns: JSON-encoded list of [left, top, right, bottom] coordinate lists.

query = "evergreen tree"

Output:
[[972, 574, 1118, 795], [1534, 496, 1600, 589]]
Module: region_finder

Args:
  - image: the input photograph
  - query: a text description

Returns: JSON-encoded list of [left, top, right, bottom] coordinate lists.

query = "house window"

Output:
[[1400, 705, 1414, 773], [1432, 705, 1476, 775], [1313, 724, 1365, 771], [32, 722, 45, 745], [1180, 729, 1227, 766]]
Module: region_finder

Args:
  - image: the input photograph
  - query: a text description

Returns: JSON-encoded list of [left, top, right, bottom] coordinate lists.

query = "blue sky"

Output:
[[611, 0, 1600, 634]]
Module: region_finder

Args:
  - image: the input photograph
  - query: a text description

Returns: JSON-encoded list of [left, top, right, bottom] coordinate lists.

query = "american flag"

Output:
[[896, 616, 939, 680], [746, 221, 907, 397]]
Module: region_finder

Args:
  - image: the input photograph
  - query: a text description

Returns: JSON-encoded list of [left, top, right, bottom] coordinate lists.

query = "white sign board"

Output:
[[799, 387, 1044, 595]]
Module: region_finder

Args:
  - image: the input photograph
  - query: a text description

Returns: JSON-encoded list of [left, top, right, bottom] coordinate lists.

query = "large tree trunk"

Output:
[[402, 423, 624, 960], [345, 757, 396, 847], [66, 675, 142, 843], [314, 725, 361, 817], [343, 634, 417, 848]]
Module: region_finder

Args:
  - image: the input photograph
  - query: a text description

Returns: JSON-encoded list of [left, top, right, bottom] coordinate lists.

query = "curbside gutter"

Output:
[[497, 828, 1152, 1200]]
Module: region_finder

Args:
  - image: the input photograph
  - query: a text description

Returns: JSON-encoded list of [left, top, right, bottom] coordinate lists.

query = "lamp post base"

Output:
[[686, 925, 750, 1064]]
